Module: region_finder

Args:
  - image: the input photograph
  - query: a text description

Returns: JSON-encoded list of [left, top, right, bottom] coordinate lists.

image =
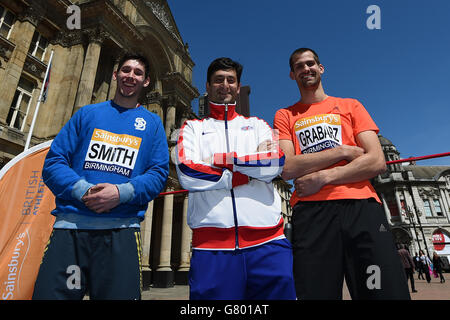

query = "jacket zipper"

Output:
[[224, 104, 239, 250]]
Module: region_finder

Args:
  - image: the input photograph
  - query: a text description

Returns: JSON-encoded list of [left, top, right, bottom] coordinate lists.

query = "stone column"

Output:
[[154, 190, 174, 287], [72, 28, 106, 115], [140, 200, 154, 287], [38, 30, 86, 134], [165, 95, 177, 139], [381, 193, 392, 222], [439, 188, 450, 223], [180, 108, 190, 128], [411, 185, 425, 224], [0, 6, 40, 124], [176, 195, 192, 284], [394, 189, 405, 223], [107, 60, 119, 100], [146, 91, 163, 120], [107, 50, 127, 101]]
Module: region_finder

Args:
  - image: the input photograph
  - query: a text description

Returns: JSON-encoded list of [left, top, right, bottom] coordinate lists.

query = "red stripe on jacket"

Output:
[[192, 218, 285, 250]]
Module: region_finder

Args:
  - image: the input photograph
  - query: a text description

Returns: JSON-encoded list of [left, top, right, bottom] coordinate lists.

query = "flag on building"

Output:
[[41, 61, 51, 103], [24, 50, 54, 150]]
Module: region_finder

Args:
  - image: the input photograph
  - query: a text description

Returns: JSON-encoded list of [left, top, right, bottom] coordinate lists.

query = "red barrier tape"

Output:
[[385, 152, 450, 165], [158, 189, 188, 196], [158, 152, 450, 197]]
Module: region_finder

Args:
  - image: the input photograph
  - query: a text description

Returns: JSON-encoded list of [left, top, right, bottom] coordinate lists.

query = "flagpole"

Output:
[[24, 49, 54, 151]]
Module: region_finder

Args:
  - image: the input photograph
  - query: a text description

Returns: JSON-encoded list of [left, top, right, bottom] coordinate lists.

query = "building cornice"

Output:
[[0, 35, 15, 61], [162, 71, 199, 103], [17, 2, 45, 27], [79, 0, 144, 44]]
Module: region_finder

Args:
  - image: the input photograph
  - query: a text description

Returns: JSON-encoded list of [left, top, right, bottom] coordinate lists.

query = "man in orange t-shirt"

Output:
[[274, 48, 410, 300]]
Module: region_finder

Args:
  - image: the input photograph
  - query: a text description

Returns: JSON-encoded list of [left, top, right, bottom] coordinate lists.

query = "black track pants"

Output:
[[32, 228, 142, 300], [292, 199, 410, 300]]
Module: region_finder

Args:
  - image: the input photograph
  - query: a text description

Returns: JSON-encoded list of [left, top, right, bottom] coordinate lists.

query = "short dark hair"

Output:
[[117, 52, 150, 79], [207, 57, 243, 84], [289, 48, 321, 71]]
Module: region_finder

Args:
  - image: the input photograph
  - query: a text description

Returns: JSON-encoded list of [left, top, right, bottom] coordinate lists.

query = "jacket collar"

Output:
[[208, 101, 238, 120]]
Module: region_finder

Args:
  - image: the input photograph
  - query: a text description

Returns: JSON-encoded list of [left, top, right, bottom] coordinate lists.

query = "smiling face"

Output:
[[113, 59, 150, 99], [289, 50, 324, 90], [206, 69, 241, 104]]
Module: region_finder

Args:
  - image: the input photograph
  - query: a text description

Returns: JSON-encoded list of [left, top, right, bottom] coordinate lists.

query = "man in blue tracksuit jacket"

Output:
[[32, 53, 169, 300]]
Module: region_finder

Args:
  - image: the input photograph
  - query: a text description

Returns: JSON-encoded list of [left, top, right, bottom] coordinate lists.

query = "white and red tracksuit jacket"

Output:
[[176, 101, 286, 250]]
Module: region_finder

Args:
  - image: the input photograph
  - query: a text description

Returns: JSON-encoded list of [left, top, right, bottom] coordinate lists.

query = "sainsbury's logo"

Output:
[[1, 231, 30, 300]]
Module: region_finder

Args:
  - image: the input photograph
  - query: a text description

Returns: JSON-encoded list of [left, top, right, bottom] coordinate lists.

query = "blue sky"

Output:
[[169, 0, 450, 166]]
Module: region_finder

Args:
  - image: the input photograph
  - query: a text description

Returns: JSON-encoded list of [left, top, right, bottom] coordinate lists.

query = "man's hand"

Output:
[[293, 131, 386, 196], [257, 139, 278, 152], [82, 183, 120, 213], [279, 139, 365, 180], [294, 171, 328, 197]]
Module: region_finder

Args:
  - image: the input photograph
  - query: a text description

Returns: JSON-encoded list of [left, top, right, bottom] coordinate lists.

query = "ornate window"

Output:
[[423, 199, 432, 217], [434, 199, 443, 216], [28, 31, 48, 61], [6, 77, 35, 131], [0, 5, 15, 39]]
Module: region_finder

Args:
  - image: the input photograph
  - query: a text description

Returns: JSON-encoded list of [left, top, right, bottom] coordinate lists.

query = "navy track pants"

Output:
[[189, 238, 296, 300]]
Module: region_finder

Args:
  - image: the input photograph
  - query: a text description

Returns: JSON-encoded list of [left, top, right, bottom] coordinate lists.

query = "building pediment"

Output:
[[143, 0, 184, 46]]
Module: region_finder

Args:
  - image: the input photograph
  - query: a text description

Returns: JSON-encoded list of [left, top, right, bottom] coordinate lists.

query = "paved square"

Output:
[[142, 273, 449, 300]]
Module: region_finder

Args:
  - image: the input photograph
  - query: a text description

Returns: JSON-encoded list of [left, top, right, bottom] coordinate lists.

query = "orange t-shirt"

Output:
[[273, 96, 381, 207]]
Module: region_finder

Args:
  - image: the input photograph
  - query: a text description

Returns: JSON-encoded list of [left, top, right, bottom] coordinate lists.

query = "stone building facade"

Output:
[[374, 135, 450, 267], [0, 0, 294, 288]]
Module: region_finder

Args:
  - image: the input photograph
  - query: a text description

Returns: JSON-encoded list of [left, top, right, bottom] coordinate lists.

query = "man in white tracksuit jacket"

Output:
[[176, 57, 296, 300]]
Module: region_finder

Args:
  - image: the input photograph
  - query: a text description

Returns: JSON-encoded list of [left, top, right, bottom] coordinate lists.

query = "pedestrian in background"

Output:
[[433, 251, 446, 283], [414, 253, 425, 280], [419, 250, 432, 283], [397, 244, 417, 293]]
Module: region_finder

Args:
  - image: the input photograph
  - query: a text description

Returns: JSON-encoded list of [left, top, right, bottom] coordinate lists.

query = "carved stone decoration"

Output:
[[181, 107, 193, 118], [418, 187, 439, 199], [165, 93, 178, 107], [0, 36, 15, 61], [166, 175, 182, 191], [17, 4, 45, 27], [51, 30, 84, 48], [145, 91, 162, 104], [24, 54, 47, 80], [84, 27, 109, 45], [145, 1, 183, 45], [0, 156, 7, 170]]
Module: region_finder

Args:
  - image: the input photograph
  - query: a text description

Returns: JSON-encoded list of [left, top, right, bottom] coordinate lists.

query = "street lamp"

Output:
[[405, 205, 421, 253], [406, 202, 430, 258], [403, 171, 432, 258], [413, 205, 431, 258]]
